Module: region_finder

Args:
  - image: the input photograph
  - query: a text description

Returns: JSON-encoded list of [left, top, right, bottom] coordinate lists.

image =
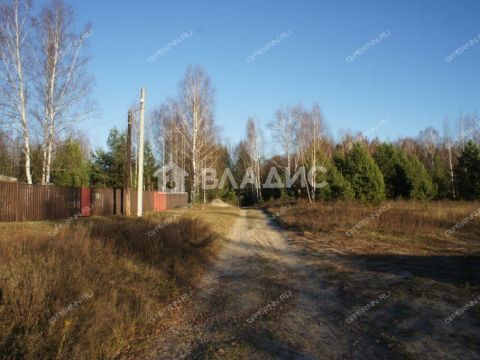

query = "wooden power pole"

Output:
[[137, 88, 146, 217], [125, 110, 132, 216]]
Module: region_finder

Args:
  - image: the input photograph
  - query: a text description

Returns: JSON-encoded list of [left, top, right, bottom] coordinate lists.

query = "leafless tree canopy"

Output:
[[0, 0, 93, 184], [33, 0, 94, 184], [0, 0, 34, 183], [152, 66, 219, 202]]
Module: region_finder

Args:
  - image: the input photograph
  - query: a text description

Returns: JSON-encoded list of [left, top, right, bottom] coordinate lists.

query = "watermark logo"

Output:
[[444, 294, 480, 324], [445, 34, 480, 63], [347, 117, 392, 150], [246, 290, 293, 324], [246, 30, 292, 63], [345, 291, 391, 324], [147, 288, 194, 324], [445, 208, 480, 236], [346, 30, 391, 63], [49, 204, 94, 237], [148, 205, 192, 237], [201, 166, 327, 190], [346, 204, 391, 237], [154, 161, 188, 193], [148, 30, 194, 63], [59, 30, 93, 58], [49, 291, 94, 325]]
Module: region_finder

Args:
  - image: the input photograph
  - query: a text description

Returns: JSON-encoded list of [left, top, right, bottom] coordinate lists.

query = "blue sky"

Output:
[[71, 0, 479, 152]]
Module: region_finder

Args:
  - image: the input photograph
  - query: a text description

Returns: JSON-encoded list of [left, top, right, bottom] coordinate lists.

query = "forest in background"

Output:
[[1, 65, 479, 205]]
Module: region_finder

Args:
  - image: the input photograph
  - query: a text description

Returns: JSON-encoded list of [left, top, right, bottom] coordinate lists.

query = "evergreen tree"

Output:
[[404, 154, 436, 200], [455, 141, 480, 200], [320, 165, 354, 201], [374, 143, 436, 201], [373, 143, 410, 199], [337, 143, 385, 204], [430, 154, 450, 199], [51, 139, 90, 187], [90, 127, 126, 188], [90, 149, 114, 187]]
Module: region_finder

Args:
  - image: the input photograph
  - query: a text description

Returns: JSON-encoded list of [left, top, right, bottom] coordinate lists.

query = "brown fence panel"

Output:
[[130, 191, 155, 214], [0, 183, 80, 222], [90, 188, 114, 216], [19, 184, 80, 221], [144, 191, 155, 212], [166, 193, 188, 209], [0, 182, 18, 221]]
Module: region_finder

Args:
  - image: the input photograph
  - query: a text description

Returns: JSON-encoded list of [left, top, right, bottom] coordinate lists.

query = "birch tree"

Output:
[[268, 106, 297, 174], [309, 103, 326, 199], [290, 104, 313, 201], [33, 0, 93, 184], [290, 103, 327, 202], [246, 117, 263, 202], [176, 66, 215, 203], [0, 0, 33, 183], [152, 99, 185, 190]]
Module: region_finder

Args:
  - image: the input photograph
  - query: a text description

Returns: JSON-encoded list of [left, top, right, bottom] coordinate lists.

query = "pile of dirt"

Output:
[[210, 199, 231, 208]]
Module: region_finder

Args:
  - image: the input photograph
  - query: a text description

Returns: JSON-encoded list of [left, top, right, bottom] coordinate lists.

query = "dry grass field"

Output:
[[265, 200, 480, 256], [0, 205, 239, 360]]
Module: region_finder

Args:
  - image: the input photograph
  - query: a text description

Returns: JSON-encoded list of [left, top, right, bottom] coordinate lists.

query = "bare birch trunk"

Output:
[[447, 146, 456, 199]]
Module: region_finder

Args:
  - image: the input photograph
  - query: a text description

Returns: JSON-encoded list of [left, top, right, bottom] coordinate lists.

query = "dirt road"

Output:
[[137, 208, 391, 359]]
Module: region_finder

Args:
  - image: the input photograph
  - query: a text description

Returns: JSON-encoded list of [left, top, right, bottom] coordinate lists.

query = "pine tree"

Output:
[[374, 143, 436, 200], [90, 127, 126, 188], [51, 139, 90, 187], [321, 165, 354, 201], [337, 143, 385, 204], [404, 155, 436, 200], [455, 141, 480, 200], [430, 154, 450, 199], [373, 143, 410, 199]]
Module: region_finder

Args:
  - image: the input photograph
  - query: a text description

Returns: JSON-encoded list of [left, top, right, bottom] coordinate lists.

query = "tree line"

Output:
[[0, 4, 478, 206]]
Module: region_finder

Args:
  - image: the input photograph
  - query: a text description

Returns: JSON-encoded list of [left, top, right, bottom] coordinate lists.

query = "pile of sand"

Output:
[[210, 199, 231, 208]]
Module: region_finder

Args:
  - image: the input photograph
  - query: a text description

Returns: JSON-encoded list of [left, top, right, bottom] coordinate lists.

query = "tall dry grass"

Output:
[[265, 200, 480, 246], [0, 216, 217, 359]]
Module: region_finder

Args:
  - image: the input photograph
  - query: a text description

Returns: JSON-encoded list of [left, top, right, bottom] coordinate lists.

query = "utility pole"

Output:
[[137, 88, 146, 217], [125, 110, 133, 215]]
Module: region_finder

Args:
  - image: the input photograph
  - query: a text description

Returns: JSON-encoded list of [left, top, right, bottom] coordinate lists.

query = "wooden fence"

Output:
[[0, 182, 189, 222]]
